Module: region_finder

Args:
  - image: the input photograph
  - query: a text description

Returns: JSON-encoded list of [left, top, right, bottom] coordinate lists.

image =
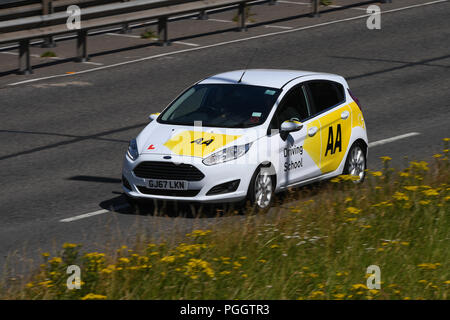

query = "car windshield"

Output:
[[158, 84, 281, 128]]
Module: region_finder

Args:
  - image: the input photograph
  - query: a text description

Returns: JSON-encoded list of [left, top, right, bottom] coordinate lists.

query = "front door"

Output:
[[268, 84, 322, 188]]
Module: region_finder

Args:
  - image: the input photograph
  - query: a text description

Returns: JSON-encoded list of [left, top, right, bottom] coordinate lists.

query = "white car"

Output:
[[122, 69, 368, 210]]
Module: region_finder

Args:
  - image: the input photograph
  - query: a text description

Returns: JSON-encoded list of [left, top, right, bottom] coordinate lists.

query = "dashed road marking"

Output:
[[60, 204, 129, 222], [368, 132, 421, 148]]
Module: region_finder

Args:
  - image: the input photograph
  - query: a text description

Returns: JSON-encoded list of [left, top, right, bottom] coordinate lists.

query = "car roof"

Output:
[[198, 69, 340, 89]]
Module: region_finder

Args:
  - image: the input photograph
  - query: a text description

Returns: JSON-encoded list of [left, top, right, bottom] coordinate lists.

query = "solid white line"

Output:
[[368, 132, 421, 148], [60, 204, 129, 222], [7, 0, 447, 86]]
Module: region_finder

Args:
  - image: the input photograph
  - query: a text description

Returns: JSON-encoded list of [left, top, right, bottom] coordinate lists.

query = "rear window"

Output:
[[307, 81, 345, 114]]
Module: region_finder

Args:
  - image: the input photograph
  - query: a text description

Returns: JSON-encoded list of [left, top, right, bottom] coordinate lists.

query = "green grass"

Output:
[[1, 140, 449, 300], [140, 29, 157, 39], [40, 51, 57, 58]]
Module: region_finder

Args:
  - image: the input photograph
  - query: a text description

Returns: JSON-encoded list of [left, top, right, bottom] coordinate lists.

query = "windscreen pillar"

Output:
[[18, 39, 32, 75], [310, 0, 320, 17], [75, 30, 88, 62], [41, 0, 56, 47], [238, 3, 247, 31], [157, 17, 170, 46]]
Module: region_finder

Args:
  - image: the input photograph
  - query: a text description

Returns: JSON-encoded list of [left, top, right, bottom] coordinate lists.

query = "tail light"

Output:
[[348, 89, 362, 111]]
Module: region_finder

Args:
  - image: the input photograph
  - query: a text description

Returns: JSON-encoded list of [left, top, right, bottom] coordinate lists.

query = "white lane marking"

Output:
[[82, 61, 104, 66], [277, 0, 309, 4], [278, 0, 367, 10], [264, 25, 293, 30], [328, 4, 368, 11], [106, 33, 199, 46], [174, 41, 200, 47], [206, 18, 234, 23], [1, 50, 103, 65], [106, 32, 141, 39], [60, 204, 129, 222], [7, 0, 447, 86], [368, 132, 421, 148]]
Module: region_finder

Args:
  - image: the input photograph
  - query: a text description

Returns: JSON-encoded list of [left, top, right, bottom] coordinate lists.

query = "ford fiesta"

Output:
[[122, 69, 368, 210]]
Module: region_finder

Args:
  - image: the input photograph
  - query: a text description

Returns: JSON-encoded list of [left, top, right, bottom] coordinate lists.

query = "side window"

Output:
[[270, 86, 309, 130], [307, 81, 345, 115]]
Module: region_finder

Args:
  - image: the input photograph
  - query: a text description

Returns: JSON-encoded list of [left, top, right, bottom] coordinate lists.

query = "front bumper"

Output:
[[122, 154, 257, 203]]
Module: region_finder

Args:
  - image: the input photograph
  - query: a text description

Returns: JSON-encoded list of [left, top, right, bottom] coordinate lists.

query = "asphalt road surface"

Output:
[[0, 1, 449, 276]]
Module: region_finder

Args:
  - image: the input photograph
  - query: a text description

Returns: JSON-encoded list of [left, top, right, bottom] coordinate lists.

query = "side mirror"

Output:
[[280, 119, 303, 133], [149, 113, 160, 121]]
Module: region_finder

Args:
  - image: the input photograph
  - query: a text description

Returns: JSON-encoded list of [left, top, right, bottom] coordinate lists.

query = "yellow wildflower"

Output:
[[352, 284, 368, 290], [310, 291, 325, 298], [346, 207, 362, 215]]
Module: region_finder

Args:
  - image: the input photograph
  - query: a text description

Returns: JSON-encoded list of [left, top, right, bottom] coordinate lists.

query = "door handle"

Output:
[[341, 111, 350, 120], [308, 126, 318, 137]]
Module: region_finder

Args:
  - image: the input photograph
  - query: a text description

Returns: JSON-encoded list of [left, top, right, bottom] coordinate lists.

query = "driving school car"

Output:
[[122, 69, 368, 210]]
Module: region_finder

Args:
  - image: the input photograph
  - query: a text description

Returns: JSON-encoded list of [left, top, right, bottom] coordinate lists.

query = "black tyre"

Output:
[[247, 165, 275, 212], [343, 142, 367, 183]]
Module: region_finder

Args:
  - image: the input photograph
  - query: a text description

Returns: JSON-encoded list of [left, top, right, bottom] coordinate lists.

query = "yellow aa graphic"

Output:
[[164, 131, 241, 157], [319, 105, 352, 174], [303, 119, 322, 170]]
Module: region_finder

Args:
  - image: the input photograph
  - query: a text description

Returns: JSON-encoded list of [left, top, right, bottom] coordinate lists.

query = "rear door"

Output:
[[305, 80, 352, 174]]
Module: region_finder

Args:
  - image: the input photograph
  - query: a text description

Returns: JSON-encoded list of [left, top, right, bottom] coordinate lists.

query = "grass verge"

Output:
[[1, 140, 449, 300]]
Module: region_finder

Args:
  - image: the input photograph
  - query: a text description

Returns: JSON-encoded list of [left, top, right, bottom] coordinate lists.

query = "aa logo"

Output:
[[191, 138, 214, 147], [325, 124, 342, 156]]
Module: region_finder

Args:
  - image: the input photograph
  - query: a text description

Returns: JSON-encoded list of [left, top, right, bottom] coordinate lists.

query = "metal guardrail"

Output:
[[0, 0, 392, 75]]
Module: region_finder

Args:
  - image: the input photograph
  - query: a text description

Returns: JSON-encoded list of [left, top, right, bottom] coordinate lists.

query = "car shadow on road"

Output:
[[99, 193, 246, 219], [99, 178, 330, 219]]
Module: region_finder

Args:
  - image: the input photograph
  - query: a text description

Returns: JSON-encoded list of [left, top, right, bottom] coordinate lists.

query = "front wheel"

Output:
[[344, 143, 367, 183], [248, 166, 275, 212]]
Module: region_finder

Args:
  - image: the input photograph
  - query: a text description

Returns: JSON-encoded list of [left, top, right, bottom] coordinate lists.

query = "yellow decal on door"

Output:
[[164, 131, 241, 157], [303, 119, 322, 169], [319, 106, 352, 173]]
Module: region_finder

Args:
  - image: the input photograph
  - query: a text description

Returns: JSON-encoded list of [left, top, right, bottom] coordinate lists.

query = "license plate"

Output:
[[147, 179, 188, 190]]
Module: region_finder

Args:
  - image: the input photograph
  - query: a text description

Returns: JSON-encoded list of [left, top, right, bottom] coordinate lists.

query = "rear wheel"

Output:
[[248, 166, 275, 212], [344, 142, 366, 183]]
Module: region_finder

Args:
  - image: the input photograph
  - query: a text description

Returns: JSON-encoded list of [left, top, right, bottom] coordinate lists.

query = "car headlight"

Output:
[[202, 143, 252, 166], [127, 139, 139, 161]]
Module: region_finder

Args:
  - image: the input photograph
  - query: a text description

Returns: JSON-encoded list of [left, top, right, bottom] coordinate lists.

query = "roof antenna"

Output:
[[238, 48, 258, 83]]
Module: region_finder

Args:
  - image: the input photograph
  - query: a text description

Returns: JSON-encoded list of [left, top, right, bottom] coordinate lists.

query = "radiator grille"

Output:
[[133, 161, 205, 181]]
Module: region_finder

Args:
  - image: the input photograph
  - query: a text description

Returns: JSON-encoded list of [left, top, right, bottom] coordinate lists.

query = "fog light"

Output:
[[206, 179, 240, 196], [122, 175, 132, 190]]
